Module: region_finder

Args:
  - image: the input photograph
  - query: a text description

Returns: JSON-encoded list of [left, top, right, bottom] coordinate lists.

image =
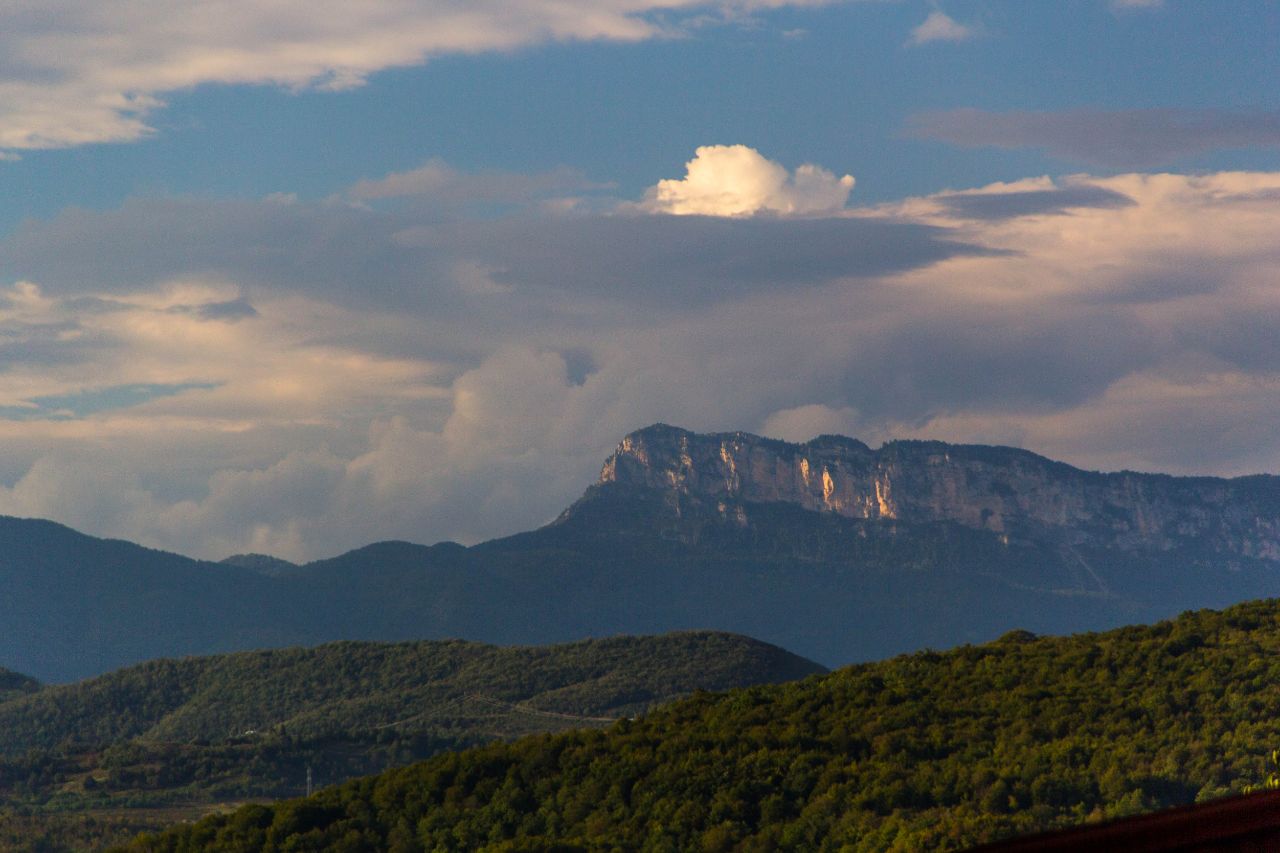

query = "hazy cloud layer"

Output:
[[348, 159, 607, 206], [907, 11, 979, 45], [3, 165, 1280, 560], [2, 196, 981, 315], [0, 0, 842, 152], [932, 182, 1135, 220], [907, 108, 1280, 168]]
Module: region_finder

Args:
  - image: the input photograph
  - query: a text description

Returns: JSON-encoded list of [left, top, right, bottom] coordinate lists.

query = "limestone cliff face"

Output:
[[598, 424, 1280, 559]]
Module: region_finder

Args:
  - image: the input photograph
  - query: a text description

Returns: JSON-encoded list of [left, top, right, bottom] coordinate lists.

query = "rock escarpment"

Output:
[[598, 424, 1280, 560]]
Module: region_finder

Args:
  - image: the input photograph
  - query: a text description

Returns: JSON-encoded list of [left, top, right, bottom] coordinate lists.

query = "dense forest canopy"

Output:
[[121, 598, 1280, 852]]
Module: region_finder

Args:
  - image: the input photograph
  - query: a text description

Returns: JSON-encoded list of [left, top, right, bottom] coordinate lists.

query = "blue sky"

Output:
[[1, 1, 1279, 559], [4, 2, 1276, 228]]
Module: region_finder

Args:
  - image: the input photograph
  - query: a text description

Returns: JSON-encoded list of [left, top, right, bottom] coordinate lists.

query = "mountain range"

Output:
[[6, 423, 1280, 683]]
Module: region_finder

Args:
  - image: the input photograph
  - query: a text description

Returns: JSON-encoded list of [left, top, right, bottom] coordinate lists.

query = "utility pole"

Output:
[[306, 764, 313, 797]]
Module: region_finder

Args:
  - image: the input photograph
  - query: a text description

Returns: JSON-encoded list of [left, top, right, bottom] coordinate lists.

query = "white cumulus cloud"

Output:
[[642, 144, 855, 216]]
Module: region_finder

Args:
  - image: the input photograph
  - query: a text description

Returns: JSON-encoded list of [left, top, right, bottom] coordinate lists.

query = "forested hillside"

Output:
[[0, 633, 820, 851], [0, 632, 821, 754], [124, 598, 1280, 852]]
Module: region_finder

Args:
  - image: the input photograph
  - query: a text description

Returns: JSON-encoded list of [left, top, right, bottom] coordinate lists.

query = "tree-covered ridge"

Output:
[[0, 632, 823, 755], [123, 598, 1280, 852], [0, 633, 821, 851], [0, 667, 40, 702]]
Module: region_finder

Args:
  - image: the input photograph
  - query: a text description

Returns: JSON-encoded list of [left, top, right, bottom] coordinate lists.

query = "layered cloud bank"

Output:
[[908, 108, 1280, 168], [2, 155, 1280, 560]]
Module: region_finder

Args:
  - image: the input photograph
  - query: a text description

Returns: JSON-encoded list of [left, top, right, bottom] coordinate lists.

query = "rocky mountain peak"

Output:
[[599, 424, 1280, 558]]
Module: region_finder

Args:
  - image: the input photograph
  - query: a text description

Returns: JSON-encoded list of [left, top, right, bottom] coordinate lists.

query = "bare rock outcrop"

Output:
[[599, 424, 1280, 559]]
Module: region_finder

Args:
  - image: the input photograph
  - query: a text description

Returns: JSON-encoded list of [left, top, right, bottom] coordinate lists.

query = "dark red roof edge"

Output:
[[963, 789, 1280, 853]]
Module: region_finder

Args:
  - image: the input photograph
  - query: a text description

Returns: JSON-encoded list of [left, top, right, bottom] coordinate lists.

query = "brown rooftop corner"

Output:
[[963, 790, 1280, 853]]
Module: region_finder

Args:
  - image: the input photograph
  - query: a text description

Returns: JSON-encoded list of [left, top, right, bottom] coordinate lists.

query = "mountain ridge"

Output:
[[0, 667, 40, 702], [0, 632, 824, 850], [0, 631, 824, 757], [6, 423, 1280, 683], [596, 423, 1280, 559]]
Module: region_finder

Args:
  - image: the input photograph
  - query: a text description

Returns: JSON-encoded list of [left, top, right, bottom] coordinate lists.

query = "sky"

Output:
[[1, 0, 1279, 561]]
